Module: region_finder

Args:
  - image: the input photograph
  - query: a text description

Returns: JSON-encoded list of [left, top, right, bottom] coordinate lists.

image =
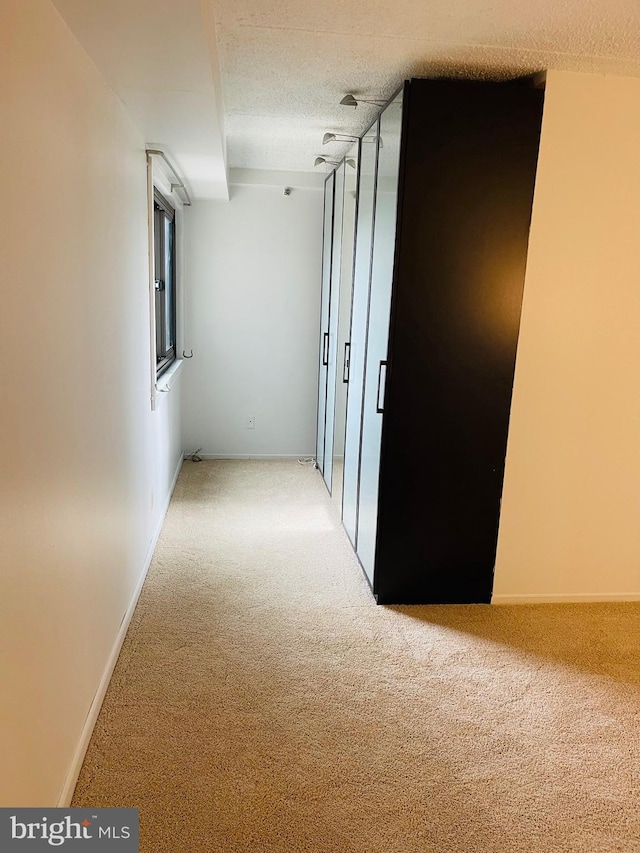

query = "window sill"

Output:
[[152, 358, 184, 409]]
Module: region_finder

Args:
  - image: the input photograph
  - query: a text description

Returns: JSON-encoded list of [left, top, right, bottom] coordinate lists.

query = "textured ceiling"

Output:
[[212, 0, 640, 172], [50, 0, 640, 189]]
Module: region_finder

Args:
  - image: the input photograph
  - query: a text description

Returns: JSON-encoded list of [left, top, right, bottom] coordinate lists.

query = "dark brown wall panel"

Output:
[[375, 80, 544, 603]]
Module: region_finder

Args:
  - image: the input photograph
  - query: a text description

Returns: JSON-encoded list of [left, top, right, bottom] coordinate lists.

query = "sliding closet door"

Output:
[[315, 172, 335, 475], [356, 90, 404, 583], [331, 147, 359, 509], [342, 129, 377, 547], [322, 162, 346, 493]]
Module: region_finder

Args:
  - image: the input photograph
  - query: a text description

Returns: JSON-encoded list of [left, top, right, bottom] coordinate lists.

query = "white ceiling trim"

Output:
[[51, 0, 229, 199]]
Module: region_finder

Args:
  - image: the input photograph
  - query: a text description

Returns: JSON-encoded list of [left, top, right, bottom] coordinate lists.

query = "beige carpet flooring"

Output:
[[72, 460, 640, 852]]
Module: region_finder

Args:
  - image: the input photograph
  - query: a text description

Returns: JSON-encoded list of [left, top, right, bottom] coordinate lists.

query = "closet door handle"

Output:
[[343, 342, 351, 383], [322, 332, 329, 366], [376, 360, 387, 414]]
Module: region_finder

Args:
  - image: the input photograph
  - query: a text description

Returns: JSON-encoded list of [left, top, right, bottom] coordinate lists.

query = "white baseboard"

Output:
[[56, 453, 183, 807], [492, 592, 640, 605], [183, 453, 315, 460]]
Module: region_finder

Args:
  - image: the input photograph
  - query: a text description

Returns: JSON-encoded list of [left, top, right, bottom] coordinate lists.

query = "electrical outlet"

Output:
[[245, 416, 255, 430]]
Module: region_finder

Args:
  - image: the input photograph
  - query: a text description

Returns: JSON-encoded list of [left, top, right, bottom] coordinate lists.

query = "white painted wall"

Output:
[[181, 182, 323, 457], [493, 70, 640, 603], [0, 0, 182, 805]]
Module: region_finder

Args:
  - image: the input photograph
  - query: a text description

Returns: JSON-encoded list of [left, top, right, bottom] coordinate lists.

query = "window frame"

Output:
[[153, 188, 177, 378]]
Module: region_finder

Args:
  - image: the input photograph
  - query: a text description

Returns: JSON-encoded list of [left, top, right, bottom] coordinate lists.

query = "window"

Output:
[[153, 189, 176, 376]]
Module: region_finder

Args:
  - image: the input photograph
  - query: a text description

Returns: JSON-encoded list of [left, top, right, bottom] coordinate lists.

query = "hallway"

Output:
[[72, 461, 640, 852]]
